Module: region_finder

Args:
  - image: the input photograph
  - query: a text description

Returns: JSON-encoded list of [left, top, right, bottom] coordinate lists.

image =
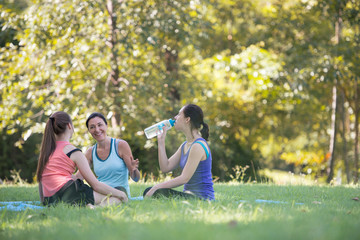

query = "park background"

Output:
[[0, 0, 359, 185]]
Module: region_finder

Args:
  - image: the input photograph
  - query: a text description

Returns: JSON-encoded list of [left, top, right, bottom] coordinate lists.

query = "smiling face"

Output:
[[87, 116, 108, 141]]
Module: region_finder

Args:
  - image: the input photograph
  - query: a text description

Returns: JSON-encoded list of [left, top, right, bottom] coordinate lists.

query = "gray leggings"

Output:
[[143, 187, 199, 199]]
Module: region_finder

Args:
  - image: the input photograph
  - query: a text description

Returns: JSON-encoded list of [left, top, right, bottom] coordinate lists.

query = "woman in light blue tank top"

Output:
[[144, 104, 215, 200], [83, 112, 140, 197]]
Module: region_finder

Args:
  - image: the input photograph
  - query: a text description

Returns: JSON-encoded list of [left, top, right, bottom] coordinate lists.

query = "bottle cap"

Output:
[[169, 119, 175, 126]]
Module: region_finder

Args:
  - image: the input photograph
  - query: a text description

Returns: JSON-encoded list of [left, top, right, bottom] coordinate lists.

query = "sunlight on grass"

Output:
[[259, 169, 315, 185], [1, 183, 360, 240]]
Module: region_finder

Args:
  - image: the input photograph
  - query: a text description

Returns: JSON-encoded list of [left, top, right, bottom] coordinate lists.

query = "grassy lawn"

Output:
[[1, 183, 360, 240]]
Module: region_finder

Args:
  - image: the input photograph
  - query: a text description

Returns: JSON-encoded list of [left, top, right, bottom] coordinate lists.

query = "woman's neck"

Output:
[[185, 130, 201, 143], [97, 136, 111, 149], [55, 133, 70, 142]]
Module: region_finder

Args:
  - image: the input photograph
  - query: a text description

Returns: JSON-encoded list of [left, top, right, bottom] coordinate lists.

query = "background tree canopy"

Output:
[[0, 0, 359, 184]]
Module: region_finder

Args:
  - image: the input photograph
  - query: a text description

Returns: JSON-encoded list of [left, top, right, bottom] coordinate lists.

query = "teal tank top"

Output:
[[92, 138, 130, 197]]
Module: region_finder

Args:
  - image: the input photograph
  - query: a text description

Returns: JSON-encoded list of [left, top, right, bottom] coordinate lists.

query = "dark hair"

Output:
[[36, 111, 72, 181], [183, 104, 209, 141], [86, 112, 107, 129]]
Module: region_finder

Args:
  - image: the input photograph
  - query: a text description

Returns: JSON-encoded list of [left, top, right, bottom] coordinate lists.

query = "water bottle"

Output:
[[144, 119, 175, 139]]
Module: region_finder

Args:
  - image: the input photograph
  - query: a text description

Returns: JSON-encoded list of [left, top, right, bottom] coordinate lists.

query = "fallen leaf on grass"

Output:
[[352, 197, 359, 201], [228, 220, 237, 227], [26, 213, 47, 222]]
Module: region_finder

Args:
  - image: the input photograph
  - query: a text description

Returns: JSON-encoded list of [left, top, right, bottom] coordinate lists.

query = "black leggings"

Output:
[[115, 186, 128, 197], [43, 179, 94, 207], [143, 187, 199, 199]]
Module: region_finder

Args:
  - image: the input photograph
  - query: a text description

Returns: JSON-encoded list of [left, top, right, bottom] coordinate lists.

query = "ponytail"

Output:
[[36, 111, 72, 181], [200, 122, 209, 141]]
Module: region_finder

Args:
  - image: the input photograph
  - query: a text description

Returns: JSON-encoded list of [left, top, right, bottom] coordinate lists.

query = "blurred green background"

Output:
[[0, 0, 359, 184]]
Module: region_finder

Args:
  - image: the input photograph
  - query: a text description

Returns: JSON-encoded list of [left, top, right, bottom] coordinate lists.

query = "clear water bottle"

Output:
[[144, 119, 175, 139]]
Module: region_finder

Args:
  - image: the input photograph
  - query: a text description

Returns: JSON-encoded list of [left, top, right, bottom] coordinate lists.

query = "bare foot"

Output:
[[86, 204, 98, 209]]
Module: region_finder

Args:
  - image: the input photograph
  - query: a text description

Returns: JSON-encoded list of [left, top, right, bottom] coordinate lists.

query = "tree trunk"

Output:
[[326, 3, 342, 184], [340, 90, 350, 183], [354, 78, 359, 184], [106, 0, 120, 87], [106, 0, 123, 134], [327, 85, 338, 183], [165, 48, 180, 103]]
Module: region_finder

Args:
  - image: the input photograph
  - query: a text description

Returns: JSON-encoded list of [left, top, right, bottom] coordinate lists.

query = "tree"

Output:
[[0, 0, 211, 181], [1, 0, 359, 184]]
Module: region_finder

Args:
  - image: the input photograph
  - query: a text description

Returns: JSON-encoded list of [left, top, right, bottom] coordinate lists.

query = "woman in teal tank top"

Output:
[[144, 104, 215, 200], [83, 112, 140, 197]]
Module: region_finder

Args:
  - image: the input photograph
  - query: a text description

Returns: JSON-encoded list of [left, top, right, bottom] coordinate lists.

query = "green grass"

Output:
[[1, 183, 360, 240]]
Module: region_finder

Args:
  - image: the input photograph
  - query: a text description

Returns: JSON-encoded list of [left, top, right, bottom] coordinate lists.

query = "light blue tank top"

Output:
[[179, 138, 215, 200], [92, 138, 130, 197]]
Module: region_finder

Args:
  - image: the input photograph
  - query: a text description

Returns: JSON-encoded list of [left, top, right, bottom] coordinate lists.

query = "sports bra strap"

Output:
[[194, 141, 209, 159], [66, 148, 82, 158]]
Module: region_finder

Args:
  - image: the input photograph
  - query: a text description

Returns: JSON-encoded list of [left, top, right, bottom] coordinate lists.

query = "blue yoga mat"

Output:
[[129, 196, 143, 201], [0, 201, 44, 211], [4, 197, 303, 211], [0, 196, 144, 211], [236, 199, 304, 205], [255, 199, 304, 205]]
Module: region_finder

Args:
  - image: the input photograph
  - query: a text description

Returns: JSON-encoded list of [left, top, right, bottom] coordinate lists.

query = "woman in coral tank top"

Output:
[[36, 111, 127, 206]]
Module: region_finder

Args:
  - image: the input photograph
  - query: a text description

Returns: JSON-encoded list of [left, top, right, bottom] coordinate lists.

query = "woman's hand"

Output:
[[118, 191, 128, 203], [130, 155, 139, 169], [129, 156, 140, 182], [117, 140, 141, 182], [145, 186, 158, 198], [157, 125, 168, 145]]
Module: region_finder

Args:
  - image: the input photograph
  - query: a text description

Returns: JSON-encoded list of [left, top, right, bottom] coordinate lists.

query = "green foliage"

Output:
[[0, 0, 359, 182]]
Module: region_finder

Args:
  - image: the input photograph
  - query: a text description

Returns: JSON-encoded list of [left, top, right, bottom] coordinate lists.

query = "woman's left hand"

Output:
[[130, 156, 139, 169], [129, 156, 140, 181], [145, 186, 157, 197], [157, 125, 167, 145]]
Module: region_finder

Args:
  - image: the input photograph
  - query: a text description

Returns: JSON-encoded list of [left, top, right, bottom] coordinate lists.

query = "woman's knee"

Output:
[[107, 196, 121, 205], [93, 191, 121, 206], [100, 196, 121, 206]]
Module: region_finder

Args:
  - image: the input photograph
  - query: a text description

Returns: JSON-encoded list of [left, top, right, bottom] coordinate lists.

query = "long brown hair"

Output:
[[183, 104, 209, 141], [36, 111, 72, 181]]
